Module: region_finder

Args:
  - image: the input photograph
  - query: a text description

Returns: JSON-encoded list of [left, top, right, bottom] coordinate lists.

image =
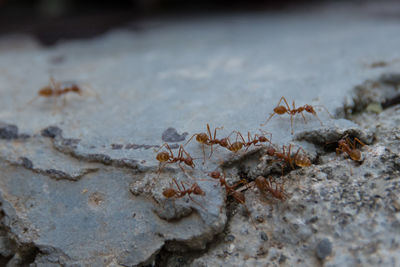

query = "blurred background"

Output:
[[0, 0, 337, 46]]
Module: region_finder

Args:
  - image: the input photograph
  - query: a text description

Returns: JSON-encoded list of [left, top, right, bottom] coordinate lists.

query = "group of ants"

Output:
[[153, 96, 367, 226], [32, 78, 367, 227]]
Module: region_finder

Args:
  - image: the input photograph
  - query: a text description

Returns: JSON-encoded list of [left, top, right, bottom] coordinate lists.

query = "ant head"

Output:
[[209, 171, 221, 179], [38, 87, 53, 96], [70, 85, 82, 94], [163, 188, 177, 198], [274, 106, 287, 114], [230, 142, 243, 152], [255, 176, 266, 189], [259, 136, 268, 142], [266, 147, 276, 156], [193, 184, 206, 196], [304, 105, 316, 114], [196, 133, 209, 143], [156, 151, 170, 162], [185, 157, 195, 168]]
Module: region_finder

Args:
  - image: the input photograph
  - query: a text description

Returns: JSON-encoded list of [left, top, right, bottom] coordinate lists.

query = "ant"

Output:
[[185, 124, 244, 162], [336, 136, 367, 161], [27, 77, 83, 105], [155, 143, 195, 174], [233, 130, 272, 152], [261, 96, 331, 134], [255, 176, 286, 201], [25, 77, 100, 111], [185, 124, 228, 163], [163, 178, 205, 208], [265, 144, 311, 174], [208, 171, 257, 229]]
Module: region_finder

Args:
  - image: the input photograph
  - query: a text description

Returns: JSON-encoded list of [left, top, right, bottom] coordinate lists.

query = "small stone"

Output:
[[225, 234, 235, 242], [19, 157, 33, 169], [260, 231, 268, 241], [0, 122, 18, 139], [316, 238, 332, 260], [255, 215, 264, 223], [41, 126, 62, 138], [161, 127, 188, 142]]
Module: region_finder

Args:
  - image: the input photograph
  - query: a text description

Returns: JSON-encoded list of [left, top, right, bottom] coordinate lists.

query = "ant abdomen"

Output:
[[156, 152, 170, 162]]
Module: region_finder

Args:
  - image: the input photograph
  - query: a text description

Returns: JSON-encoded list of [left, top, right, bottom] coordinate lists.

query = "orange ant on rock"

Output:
[[155, 143, 195, 174], [255, 176, 287, 201], [265, 144, 311, 174], [185, 124, 244, 163], [261, 96, 331, 134], [162, 178, 205, 208], [233, 130, 272, 152], [185, 124, 227, 162], [25, 77, 100, 110], [336, 136, 367, 161], [208, 171, 257, 229]]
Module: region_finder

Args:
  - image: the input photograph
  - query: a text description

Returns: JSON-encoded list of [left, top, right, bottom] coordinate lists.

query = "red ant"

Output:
[[155, 143, 195, 174], [261, 96, 331, 134], [265, 144, 311, 174], [185, 124, 244, 162], [233, 130, 272, 152], [185, 124, 227, 162], [208, 171, 257, 229], [336, 136, 367, 161], [26, 77, 100, 110], [255, 176, 286, 201], [162, 178, 205, 208]]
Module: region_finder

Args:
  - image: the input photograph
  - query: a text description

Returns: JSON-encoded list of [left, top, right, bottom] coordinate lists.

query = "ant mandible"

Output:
[[261, 96, 330, 134], [155, 143, 195, 174], [336, 136, 367, 161]]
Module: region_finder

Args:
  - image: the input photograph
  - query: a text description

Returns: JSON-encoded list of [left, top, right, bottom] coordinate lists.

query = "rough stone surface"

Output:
[[0, 1, 400, 266]]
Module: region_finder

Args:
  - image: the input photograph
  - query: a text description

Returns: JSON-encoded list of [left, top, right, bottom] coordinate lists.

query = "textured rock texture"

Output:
[[0, 1, 400, 266]]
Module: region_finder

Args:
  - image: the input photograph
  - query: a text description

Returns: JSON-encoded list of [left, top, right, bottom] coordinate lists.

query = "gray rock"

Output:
[[316, 238, 332, 260], [0, 123, 18, 140]]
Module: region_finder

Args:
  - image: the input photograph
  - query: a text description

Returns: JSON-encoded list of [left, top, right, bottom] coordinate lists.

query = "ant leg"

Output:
[[261, 112, 277, 126], [187, 194, 206, 210], [244, 132, 253, 152], [49, 76, 58, 90], [235, 131, 246, 143], [157, 162, 166, 177], [155, 143, 174, 155], [353, 138, 366, 148], [290, 114, 294, 135], [201, 144, 206, 165], [207, 124, 213, 139], [231, 191, 258, 230], [300, 111, 307, 124], [315, 105, 334, 119], [312, 112, 323, 126]]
